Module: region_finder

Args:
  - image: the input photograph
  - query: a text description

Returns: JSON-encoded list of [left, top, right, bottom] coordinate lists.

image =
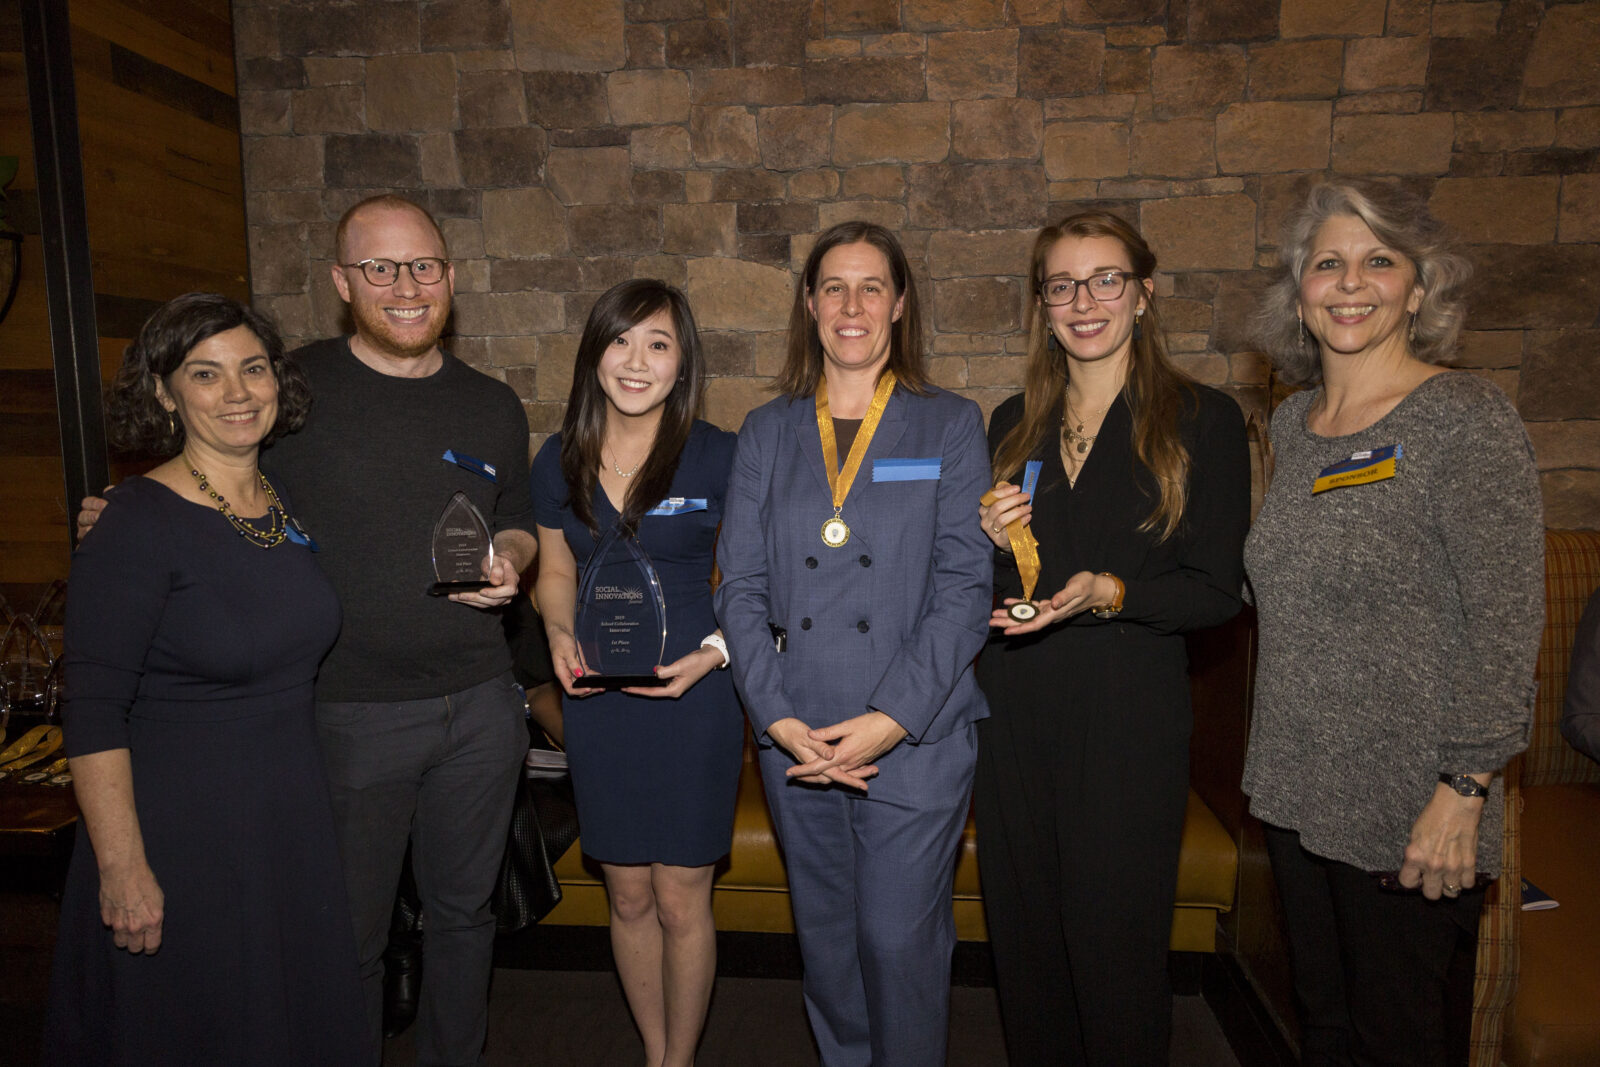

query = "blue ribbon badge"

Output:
[[1312, 444, 1401, 495], [646, 497, 709, 517], [872, 457, 942, 482], [443, 449, 497, 483], [1021, 459, 1043, 499]]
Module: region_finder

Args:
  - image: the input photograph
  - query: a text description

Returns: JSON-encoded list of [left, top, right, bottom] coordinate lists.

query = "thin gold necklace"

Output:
[[1062, 396, 1110, 455]]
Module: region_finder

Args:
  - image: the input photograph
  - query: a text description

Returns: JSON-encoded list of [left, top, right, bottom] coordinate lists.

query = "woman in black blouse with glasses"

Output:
[[974, 212, 1251, 1065]]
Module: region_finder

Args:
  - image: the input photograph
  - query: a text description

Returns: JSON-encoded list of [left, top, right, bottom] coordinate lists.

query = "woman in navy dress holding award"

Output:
[[530, 279, 741, 1067]]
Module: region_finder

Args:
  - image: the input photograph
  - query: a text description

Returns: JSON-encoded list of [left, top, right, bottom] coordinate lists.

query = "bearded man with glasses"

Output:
[[78, 194, 537, 1067]]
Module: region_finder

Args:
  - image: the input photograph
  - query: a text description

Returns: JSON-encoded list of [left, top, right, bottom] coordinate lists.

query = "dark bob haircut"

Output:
[[776, 220, 929, 399], [105, 292, 311, 456]]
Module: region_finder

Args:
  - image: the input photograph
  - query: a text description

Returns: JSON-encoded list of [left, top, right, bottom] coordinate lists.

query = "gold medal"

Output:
[[983, 460, 1046, 624], [1006, 601, 1039, 623], [815, 371, 897, 548]]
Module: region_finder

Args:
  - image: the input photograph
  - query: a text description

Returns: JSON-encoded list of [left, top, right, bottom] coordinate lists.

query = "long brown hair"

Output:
[[776, 220, 930, 399], [991, 212, 1196, 542], [559, 279, 705, 534]]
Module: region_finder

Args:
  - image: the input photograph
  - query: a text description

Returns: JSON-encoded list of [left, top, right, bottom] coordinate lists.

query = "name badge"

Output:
[[1313, 444, 1401, 495], [443, 449, 497, 483], [872, 457, 942, 482], [286, 517, 319, 551], [646, 497, 708, 516]]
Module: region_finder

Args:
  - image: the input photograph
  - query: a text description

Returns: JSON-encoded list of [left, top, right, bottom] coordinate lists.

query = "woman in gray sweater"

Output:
[[1243, 180, 1543, 1067]]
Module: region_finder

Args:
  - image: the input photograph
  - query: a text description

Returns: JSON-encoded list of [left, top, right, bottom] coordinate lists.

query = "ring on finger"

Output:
[[1444, 882, 1461, 895]]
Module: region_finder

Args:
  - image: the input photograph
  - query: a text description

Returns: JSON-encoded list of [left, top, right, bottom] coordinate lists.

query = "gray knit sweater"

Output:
[[1242, 372, 1543, 877]]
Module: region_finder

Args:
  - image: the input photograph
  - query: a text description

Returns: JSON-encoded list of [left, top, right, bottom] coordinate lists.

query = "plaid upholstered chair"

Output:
[[1471, 530, 1600, 1067]]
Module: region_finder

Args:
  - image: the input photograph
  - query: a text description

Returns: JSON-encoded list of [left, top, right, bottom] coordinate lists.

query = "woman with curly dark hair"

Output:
[[44, 293, 366, 1066]]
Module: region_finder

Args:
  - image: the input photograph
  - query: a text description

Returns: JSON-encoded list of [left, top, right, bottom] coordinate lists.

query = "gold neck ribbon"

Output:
[[980, 459, 1043, 603], [816, 369, 897, 523]]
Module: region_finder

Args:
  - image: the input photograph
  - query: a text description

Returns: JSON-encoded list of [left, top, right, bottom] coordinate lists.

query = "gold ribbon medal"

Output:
[[0, 724, 63, 781], [815, 370, 897, 548], [981, 459, 1044, 622]]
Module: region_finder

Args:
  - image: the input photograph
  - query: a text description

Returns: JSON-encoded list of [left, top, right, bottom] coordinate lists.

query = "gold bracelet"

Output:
[[1090, 572, 1125, 619]]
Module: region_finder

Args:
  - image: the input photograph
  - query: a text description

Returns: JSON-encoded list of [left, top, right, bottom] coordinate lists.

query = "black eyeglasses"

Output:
[[341, 258, 449, 286], [1038, 270, 1138, 306]]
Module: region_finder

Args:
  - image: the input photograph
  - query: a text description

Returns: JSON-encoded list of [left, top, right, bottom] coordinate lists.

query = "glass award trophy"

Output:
[[573, 525, 668, 689], [429, 491, 494, 596]]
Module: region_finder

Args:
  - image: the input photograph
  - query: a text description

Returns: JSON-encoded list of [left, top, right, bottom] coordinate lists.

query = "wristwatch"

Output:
[[1439, 772, 1490, 799]]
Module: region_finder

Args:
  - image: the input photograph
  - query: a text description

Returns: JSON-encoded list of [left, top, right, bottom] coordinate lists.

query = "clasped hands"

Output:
[[977, 482, 1117, 635], [768, 711, 907, 792]]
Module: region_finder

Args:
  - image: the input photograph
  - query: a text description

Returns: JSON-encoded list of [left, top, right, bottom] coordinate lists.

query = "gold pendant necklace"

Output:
[[1062, 396, 1109, 455]]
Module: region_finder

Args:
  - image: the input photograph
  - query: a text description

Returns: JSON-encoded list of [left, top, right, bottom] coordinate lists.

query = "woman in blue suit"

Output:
[[714, 221, 993, 1066]]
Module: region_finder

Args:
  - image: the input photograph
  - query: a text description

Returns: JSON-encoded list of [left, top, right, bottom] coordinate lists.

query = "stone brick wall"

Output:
[[232, 0, 1600, 527]]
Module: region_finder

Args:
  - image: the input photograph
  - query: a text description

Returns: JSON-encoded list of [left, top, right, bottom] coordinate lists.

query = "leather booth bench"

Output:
[[1481, 530, 1600, 1067], [547, 740, 1239, 953]]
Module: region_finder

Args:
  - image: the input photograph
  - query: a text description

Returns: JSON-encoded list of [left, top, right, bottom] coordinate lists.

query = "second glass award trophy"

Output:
[[429, 491, 494, 596], [573, 525, 668, 689]]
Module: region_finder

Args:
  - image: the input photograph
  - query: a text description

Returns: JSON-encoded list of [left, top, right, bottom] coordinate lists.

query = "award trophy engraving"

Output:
[[573, 525, 668, 689], [982, 460, 1045, 623], [428, 492, 494, 596]]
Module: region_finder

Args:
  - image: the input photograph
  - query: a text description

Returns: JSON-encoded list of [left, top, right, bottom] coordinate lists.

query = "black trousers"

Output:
[[975, 710, 1190, 1066], [1263, 825, 1484, 1067]]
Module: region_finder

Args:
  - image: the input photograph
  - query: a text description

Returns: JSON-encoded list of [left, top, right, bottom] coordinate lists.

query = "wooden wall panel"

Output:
[[0, 0, 247, 603], [0, 10, 65, 596]]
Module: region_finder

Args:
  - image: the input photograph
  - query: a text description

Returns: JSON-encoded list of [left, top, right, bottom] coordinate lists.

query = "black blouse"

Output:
[[986, 385, 1251, 637]]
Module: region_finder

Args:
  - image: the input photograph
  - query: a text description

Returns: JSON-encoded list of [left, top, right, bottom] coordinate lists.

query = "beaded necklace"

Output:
[[186, 463, 289, 549]]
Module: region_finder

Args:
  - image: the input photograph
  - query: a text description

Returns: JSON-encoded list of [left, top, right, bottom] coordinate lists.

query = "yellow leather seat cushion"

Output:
[[1506, 783, 1600, 1067], [550, 753, 1237, 949]]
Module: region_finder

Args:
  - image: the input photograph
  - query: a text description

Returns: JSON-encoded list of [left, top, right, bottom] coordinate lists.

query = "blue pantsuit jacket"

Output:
[[715, 382, 993, 1066]]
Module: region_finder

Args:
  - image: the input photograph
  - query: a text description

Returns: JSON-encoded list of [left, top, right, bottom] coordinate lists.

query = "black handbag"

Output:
[[493, 766, 580, 933]]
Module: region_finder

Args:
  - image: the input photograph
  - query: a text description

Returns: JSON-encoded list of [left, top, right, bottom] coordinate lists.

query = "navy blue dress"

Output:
[[44, 477, 366, 1067], [531, 421, 744, 866]]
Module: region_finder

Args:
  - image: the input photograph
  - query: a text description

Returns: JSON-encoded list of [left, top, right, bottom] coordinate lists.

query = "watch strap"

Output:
[[1439, 772, 1489, 799], [1091, 572, 1125, 619]]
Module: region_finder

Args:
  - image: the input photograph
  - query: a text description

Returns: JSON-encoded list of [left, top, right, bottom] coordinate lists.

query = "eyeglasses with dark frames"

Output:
[[341, 258, 450, 287], [1038, 270, 1139, 306]]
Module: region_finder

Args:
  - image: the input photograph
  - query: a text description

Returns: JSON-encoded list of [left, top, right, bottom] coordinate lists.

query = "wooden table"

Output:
[[0, 778, 78, 864]]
